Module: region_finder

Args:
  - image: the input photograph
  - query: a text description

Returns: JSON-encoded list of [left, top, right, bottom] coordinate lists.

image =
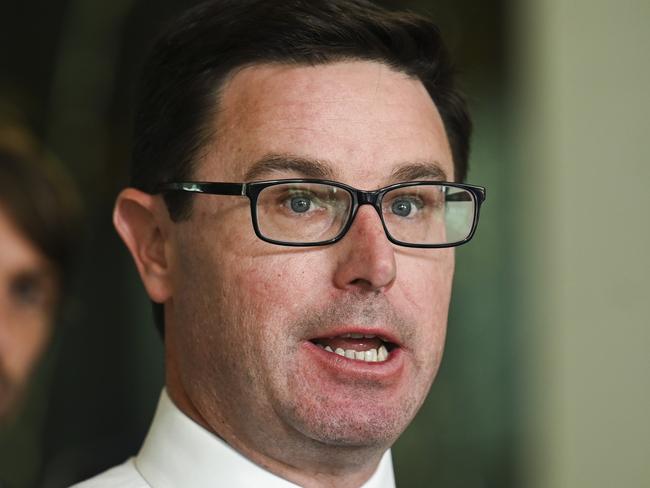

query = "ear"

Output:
[[113, 188, 173, 304]]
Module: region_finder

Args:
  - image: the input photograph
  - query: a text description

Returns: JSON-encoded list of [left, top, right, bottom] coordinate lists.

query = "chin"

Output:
[[286, 394, 419, 448]]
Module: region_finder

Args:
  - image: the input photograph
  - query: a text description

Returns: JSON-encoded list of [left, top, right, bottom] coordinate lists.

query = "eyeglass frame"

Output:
[[156, 178, 486, 249]]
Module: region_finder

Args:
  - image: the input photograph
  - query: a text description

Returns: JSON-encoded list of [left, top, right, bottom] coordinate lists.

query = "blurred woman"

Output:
[[0, 132, 81, 422]]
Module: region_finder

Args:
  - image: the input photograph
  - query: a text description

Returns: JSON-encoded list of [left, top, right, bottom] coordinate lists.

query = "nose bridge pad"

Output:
[[348, 190, 385, 238], [357, 190, 382, 216]]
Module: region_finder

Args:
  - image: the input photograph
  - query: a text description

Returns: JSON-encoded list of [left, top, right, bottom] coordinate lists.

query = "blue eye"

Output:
[[391, 199, 413, 217], [390, 198, 423, 218], [290, 196, 312, 213]]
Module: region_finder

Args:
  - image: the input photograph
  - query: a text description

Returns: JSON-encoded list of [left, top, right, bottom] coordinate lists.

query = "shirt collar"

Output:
[[135, 389, 395, 488]]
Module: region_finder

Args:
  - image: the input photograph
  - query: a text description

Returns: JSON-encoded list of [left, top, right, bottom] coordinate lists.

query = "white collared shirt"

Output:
[[72, 389, 396, 487]]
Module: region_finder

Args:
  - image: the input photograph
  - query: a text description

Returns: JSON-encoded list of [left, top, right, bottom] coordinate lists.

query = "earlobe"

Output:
[[113, 188, 173, 304]]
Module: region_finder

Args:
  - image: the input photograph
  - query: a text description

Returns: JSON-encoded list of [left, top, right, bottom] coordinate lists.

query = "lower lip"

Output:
[[302, 341, 405, 384]]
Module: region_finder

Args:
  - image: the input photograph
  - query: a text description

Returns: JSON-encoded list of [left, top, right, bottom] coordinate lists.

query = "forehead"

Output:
[[200, 61, 454, 185]]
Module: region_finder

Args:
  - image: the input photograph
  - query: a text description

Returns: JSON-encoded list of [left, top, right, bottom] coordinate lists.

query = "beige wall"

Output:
[[514, 0, 650, 487]]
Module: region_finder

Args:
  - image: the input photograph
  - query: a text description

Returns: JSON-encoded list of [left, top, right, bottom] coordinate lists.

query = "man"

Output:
[[77, 0, 485, 486], [0, 130, 81, 422]]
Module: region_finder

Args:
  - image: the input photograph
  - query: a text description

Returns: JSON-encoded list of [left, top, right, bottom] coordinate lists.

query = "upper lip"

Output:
[[307, 326, 403, 348]]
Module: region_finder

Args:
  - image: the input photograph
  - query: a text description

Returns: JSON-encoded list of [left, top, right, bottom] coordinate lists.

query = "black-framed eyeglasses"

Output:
[[157, 179, 486, 248]]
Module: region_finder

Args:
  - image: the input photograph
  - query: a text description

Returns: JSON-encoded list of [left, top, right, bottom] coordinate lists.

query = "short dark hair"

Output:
[[0, 140, 82, 293], [132, 0, 473, 336]]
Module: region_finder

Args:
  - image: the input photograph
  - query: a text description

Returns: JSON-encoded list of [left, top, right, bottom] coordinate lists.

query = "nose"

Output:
[[332, 205, 396, 292]]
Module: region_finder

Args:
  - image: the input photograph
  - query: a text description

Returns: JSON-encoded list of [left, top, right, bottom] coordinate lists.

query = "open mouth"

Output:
[[309, 333, 398, 363]]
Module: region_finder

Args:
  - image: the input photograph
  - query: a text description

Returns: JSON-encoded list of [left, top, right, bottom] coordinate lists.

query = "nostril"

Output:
[[349, 278, 373, 289]]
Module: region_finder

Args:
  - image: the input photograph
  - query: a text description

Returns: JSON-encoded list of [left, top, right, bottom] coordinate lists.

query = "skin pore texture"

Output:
[[0, 205, 56, 420], [116, 61, 456, 487]]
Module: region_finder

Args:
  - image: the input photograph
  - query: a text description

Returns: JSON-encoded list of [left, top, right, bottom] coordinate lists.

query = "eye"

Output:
[[389, 197, 422, 218], [282, 191, 328, 215], [9, 273, 44, 307], [289, 195, 313, 213]]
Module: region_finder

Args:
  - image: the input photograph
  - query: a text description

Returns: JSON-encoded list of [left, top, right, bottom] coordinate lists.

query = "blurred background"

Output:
[[0, 0, 648, 487]]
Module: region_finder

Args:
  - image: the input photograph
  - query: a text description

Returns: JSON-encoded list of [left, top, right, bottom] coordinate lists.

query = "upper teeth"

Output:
[[321, 344, 389, 362]]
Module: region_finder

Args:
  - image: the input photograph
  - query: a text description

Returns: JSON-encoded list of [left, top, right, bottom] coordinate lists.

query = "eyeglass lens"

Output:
[[255, 182, 475, 245]]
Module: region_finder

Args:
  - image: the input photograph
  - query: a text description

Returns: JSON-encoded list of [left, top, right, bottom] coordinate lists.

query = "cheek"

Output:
[[396, 249, 454, 316], [229, 254, 321, 325], [1, 312, 52, 383], [395, 250, 454, 365]]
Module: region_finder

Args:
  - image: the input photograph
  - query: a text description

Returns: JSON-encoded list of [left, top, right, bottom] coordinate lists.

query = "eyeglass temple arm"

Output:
[[156, 182, 245, 196], [465, 185, 486, 204]]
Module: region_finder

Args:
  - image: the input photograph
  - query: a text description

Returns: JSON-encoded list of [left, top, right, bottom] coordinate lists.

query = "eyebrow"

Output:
[[242, 153, 448, 183], [389, 161, 449, 182], [244, 154, 335, 181]]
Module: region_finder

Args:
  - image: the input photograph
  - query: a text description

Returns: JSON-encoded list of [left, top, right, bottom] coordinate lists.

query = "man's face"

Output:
[[167, 61, 455, 454], [0, 205, 56, 419]]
